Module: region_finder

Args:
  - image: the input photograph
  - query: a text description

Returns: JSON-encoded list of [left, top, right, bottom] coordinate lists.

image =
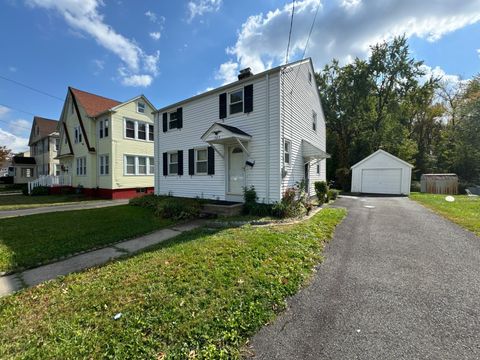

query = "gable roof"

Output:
[[28, 116, 59, 145], [154, 58, 312, 113], [216, 123, 251, 137], [351, 149, 414, 169], [70, 87, 121, 117]]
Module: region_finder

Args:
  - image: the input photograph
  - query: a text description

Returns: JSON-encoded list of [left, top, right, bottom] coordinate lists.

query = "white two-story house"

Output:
[[28, 116, 60, 177], [56, 87, 156, 199], [153, 58, 328, 203]]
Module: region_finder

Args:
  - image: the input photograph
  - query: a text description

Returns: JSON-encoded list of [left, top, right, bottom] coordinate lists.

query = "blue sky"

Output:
[[1, 0, 479, 152]]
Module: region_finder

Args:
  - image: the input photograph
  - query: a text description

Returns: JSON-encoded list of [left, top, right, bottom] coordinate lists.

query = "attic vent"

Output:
[[238, 68, 254, 80]]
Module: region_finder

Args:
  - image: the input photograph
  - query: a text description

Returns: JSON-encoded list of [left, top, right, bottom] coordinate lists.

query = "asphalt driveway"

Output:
[[250, 196, 480, 359]]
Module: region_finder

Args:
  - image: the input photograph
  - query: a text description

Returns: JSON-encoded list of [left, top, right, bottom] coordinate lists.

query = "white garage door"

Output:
[[361, 169, 402, 194]]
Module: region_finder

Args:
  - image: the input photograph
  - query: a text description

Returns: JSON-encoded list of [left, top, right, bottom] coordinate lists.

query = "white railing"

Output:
[[28, 175, 72, 194]]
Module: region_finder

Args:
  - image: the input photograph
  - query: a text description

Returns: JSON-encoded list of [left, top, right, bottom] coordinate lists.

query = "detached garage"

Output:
[[351, 150, 413, 195]]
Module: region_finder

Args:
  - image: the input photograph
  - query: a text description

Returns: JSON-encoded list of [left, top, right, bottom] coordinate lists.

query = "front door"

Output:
[[228, 146, 245, 195]]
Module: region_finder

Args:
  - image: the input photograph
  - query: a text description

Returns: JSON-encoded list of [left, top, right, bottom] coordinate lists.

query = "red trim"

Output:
[[81, 187, 154, 199]]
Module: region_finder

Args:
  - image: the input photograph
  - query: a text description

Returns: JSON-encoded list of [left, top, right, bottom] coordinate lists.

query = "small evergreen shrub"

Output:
[[314, 181, 328, 204], [129, 194, 160, 209], [327, 189, 339, 201], [31, 186, 49, 196], [154, 197, 201, 220]]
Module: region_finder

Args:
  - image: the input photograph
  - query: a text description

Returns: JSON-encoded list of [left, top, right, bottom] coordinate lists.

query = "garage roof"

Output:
[[350, 149, 414, 169]]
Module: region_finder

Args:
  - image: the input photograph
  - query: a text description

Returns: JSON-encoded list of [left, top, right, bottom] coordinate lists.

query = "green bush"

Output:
[[247, 203, 273, 217], [21, 185, 29, 196], [129, 194, 160, 209], [327, 189, 339, 201], [31, 186, 49, 196], [154, 197, 201, 220], [271, 187, 307, 219], [411, 181, 421, 193], [314, 181, 328, 204]]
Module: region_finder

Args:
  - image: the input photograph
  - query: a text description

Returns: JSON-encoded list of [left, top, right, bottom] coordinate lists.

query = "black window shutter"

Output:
[[207, 146, 215, 175], [188, 148, 195, 175], [244, 84, 253, 113], [162, 152, 168, 176], [219, 93, 227, 119], [177, 150, 184, 176], [162, 113, 168, 132], [176, 107, 183, 129]]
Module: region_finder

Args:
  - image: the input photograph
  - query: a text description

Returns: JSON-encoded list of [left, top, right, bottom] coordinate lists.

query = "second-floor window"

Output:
[[229, 89, 243, 115], [74, 126, 82, 144], [124, 119, 153, 141], [312, 111, 317, 132], [137, 102, 146, 113], [99, 119, 109, 138], [169, 111, 178, 130], [55, 139, 59, 151]]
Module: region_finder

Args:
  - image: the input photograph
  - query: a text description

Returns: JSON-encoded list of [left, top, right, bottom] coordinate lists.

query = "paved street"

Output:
[[250, 196, 480, 359]]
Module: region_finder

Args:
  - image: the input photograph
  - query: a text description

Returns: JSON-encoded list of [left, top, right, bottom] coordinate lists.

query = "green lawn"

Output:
[[410, 193, 480, 236], [0, 208, 346, 359], [0, 194, 100, 211], [0, 205, 174, 273]]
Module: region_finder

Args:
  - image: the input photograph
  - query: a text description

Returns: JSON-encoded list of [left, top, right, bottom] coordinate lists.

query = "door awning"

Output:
[[201, 122, 252, 157], [302, 140, 330, 161]]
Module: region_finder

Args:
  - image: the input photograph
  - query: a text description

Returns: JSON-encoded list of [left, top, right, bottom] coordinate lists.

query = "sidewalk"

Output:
[[0, 221, 203, 297], [0, 199, 129, 219]]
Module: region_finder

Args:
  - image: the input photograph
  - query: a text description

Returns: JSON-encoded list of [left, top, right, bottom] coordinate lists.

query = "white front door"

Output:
[[228, 146, 245, 195]]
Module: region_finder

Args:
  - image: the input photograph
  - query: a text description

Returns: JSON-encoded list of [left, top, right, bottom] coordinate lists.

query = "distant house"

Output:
[[28, 116, 60, 177], [56, 87, 156, 199], [12, 152, 36, 184], [153, 58, 329, 203]]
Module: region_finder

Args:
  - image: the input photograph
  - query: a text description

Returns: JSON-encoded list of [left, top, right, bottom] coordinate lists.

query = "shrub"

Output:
[[129, 194, 160, 209], [271, 187, 307, 219], [247, 203, 273, 217], [154, 197, 201, 220], [21, 185, 29, 196], [314, 181, 328, 204], [411, 181, 421, 193], [327, 189, 339, 201], [31, 186, 49, 196]]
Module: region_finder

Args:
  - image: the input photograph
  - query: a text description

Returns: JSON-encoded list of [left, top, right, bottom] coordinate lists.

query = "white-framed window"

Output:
[[74, 126, 82, 144], [149, 124, 154, 141], [99, 119, 109, 139], [138, 123, 147, 140], [195, 148, 208, 174], [55, 138, 59, 151], [21, 168, 34, 178], [125, 155, 136, 175], [312, 111, 317, 132], [284, 140, 291, 165], [308, 71, 312, 84], [229, 89, 243, 115], [149, 157, 154, 174], [124, 119, 153, 141], [76, 157, 86, 176], [55, 164, 61, 176], [137, 102, 146, 113], [99, 155, 109, 175], [168, 152, 178, 175], [168, 111, 178, 130], [124, 155, 154, 175], [125, 120, 135, 139]]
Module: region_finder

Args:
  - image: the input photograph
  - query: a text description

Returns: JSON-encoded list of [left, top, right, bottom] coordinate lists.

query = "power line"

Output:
[[0, 75, 64, 102], [0, 118, 32, 132], [285, 0, 295, 64], [0, 103, 37, 117]]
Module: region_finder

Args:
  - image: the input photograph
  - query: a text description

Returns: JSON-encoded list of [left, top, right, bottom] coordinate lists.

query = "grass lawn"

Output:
[[0, 205, 174, 273], [0, 194, 101, 211], [410, 193, 480, 236], [0, 208, 346, 359]]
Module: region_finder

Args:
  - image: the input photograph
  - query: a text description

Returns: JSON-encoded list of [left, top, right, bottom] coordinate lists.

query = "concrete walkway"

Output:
[[0, 199, 129, 219], [0, 221, 203, 297]]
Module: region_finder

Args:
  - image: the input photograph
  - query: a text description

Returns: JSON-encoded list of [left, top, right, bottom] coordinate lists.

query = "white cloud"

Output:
[[26, 0, 160, 86], [217, 0, 480, 84], [215, 60, 239, 84], [8, 66, 17, 72], [121, 74, 153, 87], [149, 32, 161, 40], [8, 119, 31, 136], [0, 128, 29, 153], [0, 105, 11, 118], [145, 10, 157, 23], [187, 0, 222, 22]]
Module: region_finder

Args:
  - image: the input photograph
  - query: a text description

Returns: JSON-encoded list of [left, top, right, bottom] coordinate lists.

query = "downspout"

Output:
[[265, 73, 270, 203]]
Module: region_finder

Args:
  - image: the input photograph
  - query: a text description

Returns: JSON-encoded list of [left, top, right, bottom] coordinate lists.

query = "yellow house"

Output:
[[56, 87, 156, 199]]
